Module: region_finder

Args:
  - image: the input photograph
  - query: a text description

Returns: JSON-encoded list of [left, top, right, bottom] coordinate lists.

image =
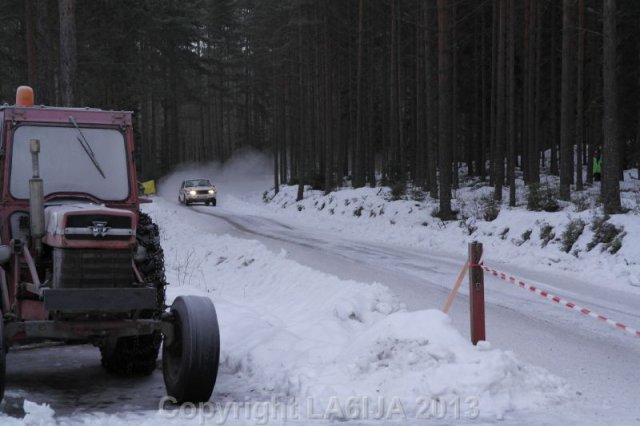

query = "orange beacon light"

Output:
[[16, 85, 34, 107]]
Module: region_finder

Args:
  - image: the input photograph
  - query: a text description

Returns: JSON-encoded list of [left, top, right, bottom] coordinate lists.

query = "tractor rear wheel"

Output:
[[163, 296, 220, 403], [100, 212, 166, 375]]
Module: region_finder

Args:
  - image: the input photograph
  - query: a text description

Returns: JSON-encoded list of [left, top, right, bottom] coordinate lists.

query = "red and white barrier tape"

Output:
[[482, 265, 640, 338]]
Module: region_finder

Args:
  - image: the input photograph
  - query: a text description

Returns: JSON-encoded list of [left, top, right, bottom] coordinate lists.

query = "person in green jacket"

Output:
[[593, 146, 602, 182]]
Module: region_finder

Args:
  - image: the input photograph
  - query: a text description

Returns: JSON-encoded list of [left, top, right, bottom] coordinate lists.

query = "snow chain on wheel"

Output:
[[100, 212, 168, 376], [136, 212, 167, 308]]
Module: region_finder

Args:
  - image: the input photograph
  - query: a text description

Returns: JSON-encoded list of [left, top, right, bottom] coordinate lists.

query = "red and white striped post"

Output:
[[468, 241, 485, 345]]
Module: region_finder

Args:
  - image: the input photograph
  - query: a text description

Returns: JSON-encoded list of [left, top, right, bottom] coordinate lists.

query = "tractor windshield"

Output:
[[10, 125, 130, 200]]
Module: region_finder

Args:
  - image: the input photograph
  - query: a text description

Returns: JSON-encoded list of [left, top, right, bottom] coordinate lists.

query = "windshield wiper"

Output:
[[69, 115, 106, 179]]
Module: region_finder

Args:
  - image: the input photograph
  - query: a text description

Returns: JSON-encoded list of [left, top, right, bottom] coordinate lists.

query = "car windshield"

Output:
[[10, 125, 129, 200], [185, 179, 211, 187]]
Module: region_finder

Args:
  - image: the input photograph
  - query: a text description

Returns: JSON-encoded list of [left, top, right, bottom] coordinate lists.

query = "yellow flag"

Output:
[[141, 180, 156, 195]]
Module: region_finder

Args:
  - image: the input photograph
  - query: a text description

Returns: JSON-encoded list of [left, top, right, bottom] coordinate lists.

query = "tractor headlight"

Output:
[[189, 190, 196, 196]]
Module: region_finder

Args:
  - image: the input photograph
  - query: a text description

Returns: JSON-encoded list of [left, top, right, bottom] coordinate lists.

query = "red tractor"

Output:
[[0, 86, 220, 403]]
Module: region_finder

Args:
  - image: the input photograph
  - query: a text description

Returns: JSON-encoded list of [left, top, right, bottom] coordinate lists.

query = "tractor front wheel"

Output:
[[162, 296, 220, 403]]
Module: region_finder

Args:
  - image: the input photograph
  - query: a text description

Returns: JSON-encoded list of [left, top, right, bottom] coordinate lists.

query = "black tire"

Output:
[[212, 198, 217, 207], [205, 201, 210, 206], [100, 212, 166, 375], [0, 312, 5, 402], [163, 296, 220, 403], [136, 212, 167, 308]]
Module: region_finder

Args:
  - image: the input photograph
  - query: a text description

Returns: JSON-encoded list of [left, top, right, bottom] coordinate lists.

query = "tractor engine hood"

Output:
[[42, 203, 136, 249]]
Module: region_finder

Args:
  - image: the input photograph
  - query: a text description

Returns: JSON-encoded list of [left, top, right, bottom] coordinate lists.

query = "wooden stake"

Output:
[[442, 261, 469, 313]]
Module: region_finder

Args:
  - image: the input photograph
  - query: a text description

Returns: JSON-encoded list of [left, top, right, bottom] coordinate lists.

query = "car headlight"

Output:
[[208, 189, 214, 194], [189, 190, 196, 196]]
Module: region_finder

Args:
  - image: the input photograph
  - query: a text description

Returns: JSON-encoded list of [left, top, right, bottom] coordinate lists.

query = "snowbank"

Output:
[[224, 170, 640, 294], [150, 197, 568, 421]]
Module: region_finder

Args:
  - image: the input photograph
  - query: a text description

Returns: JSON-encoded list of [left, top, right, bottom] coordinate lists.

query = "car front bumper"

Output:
[[186, 194, 216, 202]]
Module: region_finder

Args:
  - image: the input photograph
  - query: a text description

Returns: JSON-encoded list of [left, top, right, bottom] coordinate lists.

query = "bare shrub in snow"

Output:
[[527, 183, 560, 212], [540, 224, 555, 248], [387, 182, 406, 201], [480, 194, 500, 222], [499, 227, 510, 240], [588, 215, 624, 253], [572, 193, 592, 212], [410, 188, 426, 202], [561, 218, 586, 253], [460, 218, 477, 236]]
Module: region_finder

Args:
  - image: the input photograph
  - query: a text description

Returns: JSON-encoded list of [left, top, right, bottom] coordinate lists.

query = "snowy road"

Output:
[[186, 202, 640, 424]]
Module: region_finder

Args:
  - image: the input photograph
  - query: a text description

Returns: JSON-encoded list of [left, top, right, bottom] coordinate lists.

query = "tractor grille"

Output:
[[53, 248, 133, 288], [65, 214, 133, 241], [66, 215, 132, 228]]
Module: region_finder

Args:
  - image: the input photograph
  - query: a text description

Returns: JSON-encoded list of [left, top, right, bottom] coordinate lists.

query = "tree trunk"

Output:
[[575, 0, 585, 191], [602, 0, 621, 213], [451, 3, 459, 191], [489, 1, 498, 185], [531, 0, 541, 184], [273, 63, 280, 195], [494, 0, 506, 201], [437, 0, 453, 218], [560, 0, 577, 200], [395, 0, 404, 180], [480, 5, 488, 181], [425, 0, 438, 198], [388, 0, 399, 178], [353, 0, 365, 188], [25, 0, 37, 88], [507, 0, 516, 207], [472, 12, 482, 178], [550, 2, 559, 176], [296, 7, 305, 202], [415, 0, 426, 187], [522, 0, 530, 183], [323, 12, 333, 193], [59, 0, 76, 106]]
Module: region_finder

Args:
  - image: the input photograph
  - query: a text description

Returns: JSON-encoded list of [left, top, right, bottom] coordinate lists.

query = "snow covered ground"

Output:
[[2, 152, 639, 425]]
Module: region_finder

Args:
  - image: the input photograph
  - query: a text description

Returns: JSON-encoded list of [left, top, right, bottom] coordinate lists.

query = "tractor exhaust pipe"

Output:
[[29, 139, 45, 255]]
